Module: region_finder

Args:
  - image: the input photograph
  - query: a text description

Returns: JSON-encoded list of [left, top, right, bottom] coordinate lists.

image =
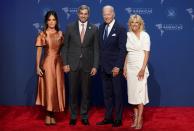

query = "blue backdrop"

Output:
[[1, 0, 194, 106]]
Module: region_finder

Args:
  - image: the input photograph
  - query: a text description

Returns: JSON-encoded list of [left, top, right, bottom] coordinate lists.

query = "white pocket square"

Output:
[[112, 33, 116, 36]]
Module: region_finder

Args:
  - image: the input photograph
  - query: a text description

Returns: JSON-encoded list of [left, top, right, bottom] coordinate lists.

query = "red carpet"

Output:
[[0, 106, 194, 131]]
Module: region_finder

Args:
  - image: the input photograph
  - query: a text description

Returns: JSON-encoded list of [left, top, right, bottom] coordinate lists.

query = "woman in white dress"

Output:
[[123, 14, 151, 129]]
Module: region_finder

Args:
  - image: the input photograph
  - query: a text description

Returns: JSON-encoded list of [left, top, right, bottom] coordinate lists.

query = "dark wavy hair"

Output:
[[44, 10, 59, 31]]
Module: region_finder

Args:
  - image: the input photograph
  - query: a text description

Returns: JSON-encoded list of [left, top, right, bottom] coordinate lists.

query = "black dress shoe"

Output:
[[96, 119, 113, 125], [81, 119, 90, 125], [69, 119, 76, 125], [112, 120, 122, 127]]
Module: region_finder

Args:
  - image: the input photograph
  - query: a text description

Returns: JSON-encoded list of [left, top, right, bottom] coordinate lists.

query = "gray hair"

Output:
[[77, 5, 90, 14], [102, 5, 115, 13]]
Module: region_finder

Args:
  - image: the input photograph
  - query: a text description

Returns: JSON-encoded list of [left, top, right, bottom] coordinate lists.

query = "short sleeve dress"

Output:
[[35, 31, 65, 112], [126, 31, 150, 105]]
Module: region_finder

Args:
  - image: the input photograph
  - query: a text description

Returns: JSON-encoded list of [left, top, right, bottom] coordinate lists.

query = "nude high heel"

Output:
[[135, 117, 143, 130], [50, 112, 56, 125], [45, 115, 51, 125], [131, 113, 138, 128]]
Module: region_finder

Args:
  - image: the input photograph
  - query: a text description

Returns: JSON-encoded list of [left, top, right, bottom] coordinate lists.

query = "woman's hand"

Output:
[[37, 67, 44, 77], [137, 68, 145, 81], [123, 66, 127, 79], [90, 68, 97, 76]]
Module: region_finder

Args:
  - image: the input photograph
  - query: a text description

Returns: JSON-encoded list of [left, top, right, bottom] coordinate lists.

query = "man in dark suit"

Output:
[[62, 5, 99, 125], [96, 5, 127, 127]]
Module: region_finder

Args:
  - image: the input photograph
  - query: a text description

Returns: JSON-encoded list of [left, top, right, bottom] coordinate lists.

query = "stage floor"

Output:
[[0, 106, 194, 131]]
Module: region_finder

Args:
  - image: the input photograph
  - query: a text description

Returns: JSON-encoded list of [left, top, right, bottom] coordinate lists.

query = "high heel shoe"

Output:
[[131, 120, 137, 128], [131, 114, 137, 128], [50, 117, 56, 125], [50, 112, 56, 125], [45, 115, 51, 125], [135, 117, 143, 130]]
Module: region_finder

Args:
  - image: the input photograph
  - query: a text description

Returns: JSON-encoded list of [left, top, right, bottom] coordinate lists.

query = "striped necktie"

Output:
[[103, 24, 109, 40]]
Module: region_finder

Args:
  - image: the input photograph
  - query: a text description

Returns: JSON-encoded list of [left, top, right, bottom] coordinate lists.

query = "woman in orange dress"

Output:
[[35, 10, 65, 125]]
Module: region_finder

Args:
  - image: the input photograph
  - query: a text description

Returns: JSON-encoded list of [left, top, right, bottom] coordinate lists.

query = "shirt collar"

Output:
[[79, 20, 88, 27], [107, 19, 115, 28]]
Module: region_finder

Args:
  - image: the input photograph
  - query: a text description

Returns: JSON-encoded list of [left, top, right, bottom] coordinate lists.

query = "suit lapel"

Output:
[[75, 21, 80, 36], [103, 22, 117, 45], [74, 21, 82, 45], [107, 22, 116, 40], [100, 24, 106, 43]]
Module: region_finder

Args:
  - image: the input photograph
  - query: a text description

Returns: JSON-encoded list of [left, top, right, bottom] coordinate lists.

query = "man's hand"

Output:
[[90, 68, 97, 76], [112, 67, 120, 77], [63, 65, 70, 73]]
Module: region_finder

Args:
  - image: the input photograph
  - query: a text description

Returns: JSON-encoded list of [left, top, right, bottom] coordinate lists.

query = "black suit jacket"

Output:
[[62, 21, 99, 72]]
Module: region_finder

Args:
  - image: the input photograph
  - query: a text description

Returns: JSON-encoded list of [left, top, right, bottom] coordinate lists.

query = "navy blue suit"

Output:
[[99, 21, 127, 120]]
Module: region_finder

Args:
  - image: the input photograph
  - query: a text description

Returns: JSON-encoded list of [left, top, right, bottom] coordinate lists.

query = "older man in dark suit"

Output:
[[96, 5, 127, 127], [62, 5, 99, 126]]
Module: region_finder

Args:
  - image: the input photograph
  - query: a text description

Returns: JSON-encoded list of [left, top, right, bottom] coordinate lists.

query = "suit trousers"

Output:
[[69, 59, 91, 119], [101, 71, 123, 120]]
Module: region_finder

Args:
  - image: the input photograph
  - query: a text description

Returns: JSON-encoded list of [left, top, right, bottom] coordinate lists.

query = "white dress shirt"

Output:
[[107, 19, 115, 36], [79, 21, 88, 35]]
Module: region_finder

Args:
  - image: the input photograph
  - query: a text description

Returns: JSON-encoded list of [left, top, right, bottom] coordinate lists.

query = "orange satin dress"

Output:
[[35, 31, 65, 112]]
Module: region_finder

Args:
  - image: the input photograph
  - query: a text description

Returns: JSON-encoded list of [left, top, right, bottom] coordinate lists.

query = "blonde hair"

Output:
[[128, 14, 145, 32]]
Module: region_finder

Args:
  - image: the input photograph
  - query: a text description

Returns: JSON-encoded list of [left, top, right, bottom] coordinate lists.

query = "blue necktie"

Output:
[[103, 24, 109, 40]]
